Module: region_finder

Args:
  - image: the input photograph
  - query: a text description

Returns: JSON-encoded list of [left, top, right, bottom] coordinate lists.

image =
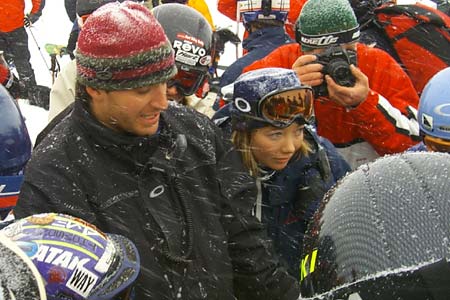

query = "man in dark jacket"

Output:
[[14, 2, 300, 299]]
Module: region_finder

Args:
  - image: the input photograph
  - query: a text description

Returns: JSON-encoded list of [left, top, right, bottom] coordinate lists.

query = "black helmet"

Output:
[[152, 3, 213, 96], [300, 152, 450, 300], [76, 0, 140, 17]]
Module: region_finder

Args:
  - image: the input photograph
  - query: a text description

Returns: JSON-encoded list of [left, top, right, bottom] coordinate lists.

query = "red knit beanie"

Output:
[[76, 1, 177, 90]]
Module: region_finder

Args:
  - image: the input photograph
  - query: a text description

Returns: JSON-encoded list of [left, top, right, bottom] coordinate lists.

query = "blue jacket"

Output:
[[260, 127, 350, 278], [212, 108, 351, 278], [219, 27, 294, 88]]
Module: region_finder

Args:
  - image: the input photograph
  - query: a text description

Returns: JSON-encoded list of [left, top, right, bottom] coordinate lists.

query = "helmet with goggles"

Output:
[[238, 0, 290, 29], [152, 3, 213, 96], [231, 67, 313, 131], [2, 213, 140, 300], [418, 67, 450, 152], [300, 152, 450, 300]]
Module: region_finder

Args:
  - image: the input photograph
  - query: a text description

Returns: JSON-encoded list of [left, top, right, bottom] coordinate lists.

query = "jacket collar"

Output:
[[71, 99, 174, 149]]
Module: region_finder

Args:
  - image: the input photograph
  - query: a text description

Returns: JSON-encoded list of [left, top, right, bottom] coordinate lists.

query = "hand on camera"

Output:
[[325, 65, 369, 108], [292, 54, 324, 88], [292, 52, 369, 108]]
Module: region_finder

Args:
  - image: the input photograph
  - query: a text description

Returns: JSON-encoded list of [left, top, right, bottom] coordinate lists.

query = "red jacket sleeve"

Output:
[[31, 0, 43, 14], [315, 43, 420, 156], [243, 43, 301, 72], [349, 43, 420, 155]]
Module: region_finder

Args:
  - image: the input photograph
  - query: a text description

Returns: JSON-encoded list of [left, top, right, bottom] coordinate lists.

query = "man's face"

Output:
[[88, 83, 168, 136]]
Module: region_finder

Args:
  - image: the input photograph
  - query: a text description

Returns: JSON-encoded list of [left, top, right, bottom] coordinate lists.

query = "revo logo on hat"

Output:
[[173, 40, 207, 57]]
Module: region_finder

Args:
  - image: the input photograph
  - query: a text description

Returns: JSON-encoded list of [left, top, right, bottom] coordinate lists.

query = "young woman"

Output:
[[213, 67, 351, 278]]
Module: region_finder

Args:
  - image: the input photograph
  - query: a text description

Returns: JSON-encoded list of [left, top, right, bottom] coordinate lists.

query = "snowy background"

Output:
[[21, 0, 242, 145]]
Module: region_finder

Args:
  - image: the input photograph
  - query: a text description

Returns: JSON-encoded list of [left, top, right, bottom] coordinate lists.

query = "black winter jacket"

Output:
[[15, 100, 300, 299]]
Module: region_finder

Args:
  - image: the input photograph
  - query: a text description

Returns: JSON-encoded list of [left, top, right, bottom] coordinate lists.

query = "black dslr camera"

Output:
[[313, 46, 357, 97]]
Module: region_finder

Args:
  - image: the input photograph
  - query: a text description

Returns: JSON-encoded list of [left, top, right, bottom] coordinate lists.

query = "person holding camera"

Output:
[[244, 0, 421, 169]]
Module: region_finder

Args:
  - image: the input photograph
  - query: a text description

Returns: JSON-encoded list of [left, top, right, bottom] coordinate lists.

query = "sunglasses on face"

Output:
[[167, 68, 206, 96]]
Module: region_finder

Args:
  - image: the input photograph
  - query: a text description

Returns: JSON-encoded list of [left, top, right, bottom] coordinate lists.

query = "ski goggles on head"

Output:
[[167, 68, 206, 96], [423, 135, 450, 153], [252, 87, 314, 128]]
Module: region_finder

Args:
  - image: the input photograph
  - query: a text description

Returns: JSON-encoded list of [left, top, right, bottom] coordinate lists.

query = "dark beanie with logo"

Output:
[[76, 1, 177, 91], [295, 0, 360, 51]]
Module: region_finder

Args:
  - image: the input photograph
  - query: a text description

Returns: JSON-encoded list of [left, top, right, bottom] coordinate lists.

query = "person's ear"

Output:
[[86, 86, 105, 103]]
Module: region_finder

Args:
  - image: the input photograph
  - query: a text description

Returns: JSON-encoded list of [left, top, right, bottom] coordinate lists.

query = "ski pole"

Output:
[[26, 26, 51, 71]]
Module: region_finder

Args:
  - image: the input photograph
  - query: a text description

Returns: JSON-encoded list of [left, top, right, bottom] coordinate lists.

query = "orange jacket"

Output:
[[244, 43, 420, 157], [217, 0, 306, 40], [188, 0, 214, 29], [0, 0, 43, 32]]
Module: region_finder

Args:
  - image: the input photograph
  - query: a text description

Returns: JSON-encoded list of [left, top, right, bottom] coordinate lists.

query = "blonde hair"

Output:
[[232, 127, 311, 177]]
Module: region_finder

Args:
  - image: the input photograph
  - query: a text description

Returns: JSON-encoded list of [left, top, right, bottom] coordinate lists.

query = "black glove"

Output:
[[24, 13, 40, 27], [212, 27, 241, 57], [214, 28, 241, 46], [59, 47, 75, 60], [23, 14, 41, 27]]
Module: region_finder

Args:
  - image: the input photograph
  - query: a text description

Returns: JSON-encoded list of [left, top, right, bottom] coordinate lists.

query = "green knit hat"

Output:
[[295, 0, 360, 51]]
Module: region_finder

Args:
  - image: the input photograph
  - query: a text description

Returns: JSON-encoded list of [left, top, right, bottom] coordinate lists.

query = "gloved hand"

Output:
[[59, 47, 75, 60], [212, 27, 241, 56], [24, 13, 40, 27]]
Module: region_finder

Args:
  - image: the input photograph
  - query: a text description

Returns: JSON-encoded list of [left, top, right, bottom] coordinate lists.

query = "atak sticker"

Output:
[[67, 265, 99, 298]]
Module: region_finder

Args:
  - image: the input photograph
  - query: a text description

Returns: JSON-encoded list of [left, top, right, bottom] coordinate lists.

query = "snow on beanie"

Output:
[[295, 0, 360, 51], [76, 1, 177, 91]]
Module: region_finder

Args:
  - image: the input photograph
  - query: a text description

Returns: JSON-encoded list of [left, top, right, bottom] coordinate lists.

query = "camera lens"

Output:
[[328, 60, 355, 87]]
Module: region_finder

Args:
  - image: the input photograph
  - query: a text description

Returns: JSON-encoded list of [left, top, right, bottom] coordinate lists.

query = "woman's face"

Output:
[[250, 123, 304, 170]]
